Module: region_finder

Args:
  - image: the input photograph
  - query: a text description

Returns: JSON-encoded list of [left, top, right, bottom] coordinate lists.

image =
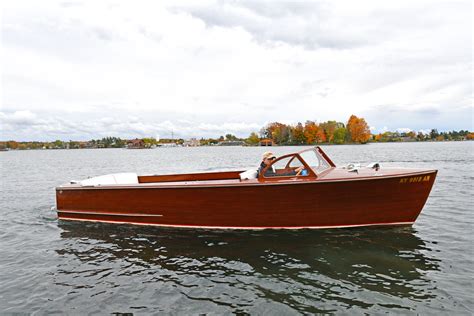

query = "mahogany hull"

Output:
[[56, 170, 437, 229]]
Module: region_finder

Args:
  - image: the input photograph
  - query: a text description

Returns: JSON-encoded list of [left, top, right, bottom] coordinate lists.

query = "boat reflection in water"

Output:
[[56, 222, 440, 314]]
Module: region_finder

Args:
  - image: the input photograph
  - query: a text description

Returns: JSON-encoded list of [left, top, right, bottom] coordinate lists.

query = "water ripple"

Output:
[[1, 143, 473, 314]]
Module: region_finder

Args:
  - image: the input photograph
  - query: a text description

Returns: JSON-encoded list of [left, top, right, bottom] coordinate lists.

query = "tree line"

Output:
[[373, 129, 472, 142], [247, 115, 373, 145], [245, 115, 473, 145], [1, 114, 473, 150]]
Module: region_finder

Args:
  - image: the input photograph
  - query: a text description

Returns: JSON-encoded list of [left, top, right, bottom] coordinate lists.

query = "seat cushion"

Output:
[[80, 173, 139, 186]]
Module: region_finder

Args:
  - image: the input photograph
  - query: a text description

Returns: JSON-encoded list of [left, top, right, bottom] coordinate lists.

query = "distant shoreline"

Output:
[[1, 138, 472, 151], [3, 116, 473, 150], [1, 118, 473, 150]]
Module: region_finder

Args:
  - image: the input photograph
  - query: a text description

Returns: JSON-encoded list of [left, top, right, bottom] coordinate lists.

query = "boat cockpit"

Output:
[[68, 147, 336, 187], [256, 147, 335, 180]]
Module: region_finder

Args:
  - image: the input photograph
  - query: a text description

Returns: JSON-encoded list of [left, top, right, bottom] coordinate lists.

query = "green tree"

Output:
[[246, 132, 260, 145], [53, 140, 64, 148], [225, 134, 238, 141], [143, 137, 157, 147], [114, 138, 125, 148], [320, 121, 344, 143], [69, 140, 79, 149], [333, 127, 347, 144], [290, 122, 306, 145]]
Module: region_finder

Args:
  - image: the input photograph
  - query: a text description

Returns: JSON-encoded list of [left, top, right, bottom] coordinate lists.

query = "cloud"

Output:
[[172, 1, 368, 50], [363, 103, 473, 133], [0, 110, 37, 125], [173, 0, 471, 52], [1, 0, 472, 140], [396, 127, 413, 133], [0, 110, 262, 141]]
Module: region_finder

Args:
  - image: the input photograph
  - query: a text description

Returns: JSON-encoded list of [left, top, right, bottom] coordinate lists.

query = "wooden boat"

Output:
[[55, 147, 437, 229]]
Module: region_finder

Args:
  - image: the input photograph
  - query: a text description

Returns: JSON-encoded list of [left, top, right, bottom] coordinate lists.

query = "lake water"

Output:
[[0, 142, 473, 314]]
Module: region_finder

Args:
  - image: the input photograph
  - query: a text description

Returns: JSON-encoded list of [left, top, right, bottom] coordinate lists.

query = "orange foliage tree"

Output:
[[264, 122, 290, 144], [304, 121, 326, 144], [346, 115, 371, 143], [6, 141, 19, 149], [320, 121, 342, 143]]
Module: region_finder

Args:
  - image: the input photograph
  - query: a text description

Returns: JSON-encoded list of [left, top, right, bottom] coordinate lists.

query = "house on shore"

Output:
[[259, 139, 274, 146], [183, 138, 200, 147], [127, 138, 147, 149]]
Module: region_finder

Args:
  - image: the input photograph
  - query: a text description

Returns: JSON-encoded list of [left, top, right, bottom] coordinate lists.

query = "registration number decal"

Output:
[[399, 175, 431, 184]]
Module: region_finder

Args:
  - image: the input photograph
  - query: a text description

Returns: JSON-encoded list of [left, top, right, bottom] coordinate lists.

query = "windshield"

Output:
[[299, 148, 332, 174]]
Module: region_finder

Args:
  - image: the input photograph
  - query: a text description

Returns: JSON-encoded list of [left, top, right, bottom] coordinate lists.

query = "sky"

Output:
[[1, 0, 472, 141]]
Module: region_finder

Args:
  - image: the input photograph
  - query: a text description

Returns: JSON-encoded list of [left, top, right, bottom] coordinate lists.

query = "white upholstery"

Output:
[[79, 173, 139, 186], [366, 162, 380, 168], [239, 169, 258, 180]]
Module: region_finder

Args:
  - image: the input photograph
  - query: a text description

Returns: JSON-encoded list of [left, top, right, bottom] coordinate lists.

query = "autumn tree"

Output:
[[264, 122, 290, 144], [346, 115, 371, 143], [304, 121, 326, 144], [320, 121, 344, 143], [290, 122, 306, 145], [6, 141, 19, 149], [304, 121, 318, 144]]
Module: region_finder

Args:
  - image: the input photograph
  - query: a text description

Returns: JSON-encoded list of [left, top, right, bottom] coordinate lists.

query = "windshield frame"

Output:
[[258, 147, 335, 181], [297, 147, 336, 175], [259, 153, 317, 180]]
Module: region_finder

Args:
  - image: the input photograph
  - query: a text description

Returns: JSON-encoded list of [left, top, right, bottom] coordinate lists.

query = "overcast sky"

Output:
[[1, 0, 472, 141]]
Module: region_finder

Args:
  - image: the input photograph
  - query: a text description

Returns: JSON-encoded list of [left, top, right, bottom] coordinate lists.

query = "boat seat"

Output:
[[79, 173, 139, 186], [239, 169, 258, 180]]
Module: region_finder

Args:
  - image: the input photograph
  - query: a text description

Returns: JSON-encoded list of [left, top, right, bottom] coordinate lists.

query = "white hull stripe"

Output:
[[58, 216, 414, 230], [58, 210, 162, 217]]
